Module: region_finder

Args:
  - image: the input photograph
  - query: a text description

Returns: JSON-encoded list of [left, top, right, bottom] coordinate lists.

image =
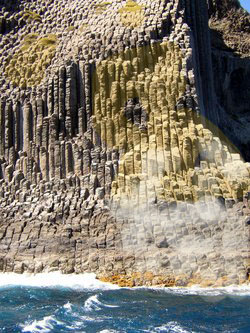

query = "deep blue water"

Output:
[[0, 276, 250, 333]]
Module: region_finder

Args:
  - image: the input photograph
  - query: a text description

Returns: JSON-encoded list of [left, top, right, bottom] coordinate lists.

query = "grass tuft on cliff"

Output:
[[5, 34, 57, 89], [118, 0, 143, 13], [21, 10, 42, 23], [118, 0, 144, 27]]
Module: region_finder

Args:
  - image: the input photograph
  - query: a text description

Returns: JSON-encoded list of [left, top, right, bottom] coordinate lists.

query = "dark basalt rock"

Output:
[[0, 0, 248, 287]]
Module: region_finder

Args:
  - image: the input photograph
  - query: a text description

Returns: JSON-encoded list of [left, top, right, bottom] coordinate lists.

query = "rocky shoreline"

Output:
[[98, 272, 250, 288], [0, 192, 249, 287]]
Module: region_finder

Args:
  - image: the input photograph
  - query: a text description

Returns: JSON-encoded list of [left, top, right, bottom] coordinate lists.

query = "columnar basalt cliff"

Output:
[[0, 0, 249, 287]]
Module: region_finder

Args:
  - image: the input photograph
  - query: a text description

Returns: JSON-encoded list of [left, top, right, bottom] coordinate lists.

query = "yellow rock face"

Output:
[[98, 272, 176, 287], [118, 0, 145, 28], [5, 33, 57, 88], [92, 40, 250, 207], [98, 272, 239, 288]]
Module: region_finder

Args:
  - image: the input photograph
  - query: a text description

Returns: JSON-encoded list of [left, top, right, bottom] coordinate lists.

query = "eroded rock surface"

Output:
[[0, 0, 249, 287]]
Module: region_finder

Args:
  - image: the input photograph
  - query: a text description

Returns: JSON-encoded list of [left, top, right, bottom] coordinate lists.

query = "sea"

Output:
[[0, 273, 249, 333]]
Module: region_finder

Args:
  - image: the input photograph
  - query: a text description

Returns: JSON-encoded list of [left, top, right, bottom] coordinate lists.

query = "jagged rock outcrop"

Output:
[[0, 0, 249, 287], [209, 0, 250, 56], [209, 0, 250, 161]]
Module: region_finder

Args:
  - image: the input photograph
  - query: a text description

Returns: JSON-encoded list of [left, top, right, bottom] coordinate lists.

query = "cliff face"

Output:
[[209, 0, 250, 161], [0, 0, 249, 287]]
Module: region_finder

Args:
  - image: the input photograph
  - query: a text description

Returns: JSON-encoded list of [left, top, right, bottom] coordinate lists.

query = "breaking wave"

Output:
[[0, 272, 249, 297], [147, 285, 250, 297], [84, 294, 102, 311], [0, 272, 119, 290], [152, 321, 192, 333], [20, 315, 63, 333], [84, 294, 119, 312]]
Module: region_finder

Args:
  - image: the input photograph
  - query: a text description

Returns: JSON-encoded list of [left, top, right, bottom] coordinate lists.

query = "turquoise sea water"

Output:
[[0, 273, 249, 333]]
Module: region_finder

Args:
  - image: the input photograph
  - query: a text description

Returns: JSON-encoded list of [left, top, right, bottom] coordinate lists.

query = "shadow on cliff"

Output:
[[209, 27, 250, 162], [210, 28, 237, 54], [0, 0, 20, 13]]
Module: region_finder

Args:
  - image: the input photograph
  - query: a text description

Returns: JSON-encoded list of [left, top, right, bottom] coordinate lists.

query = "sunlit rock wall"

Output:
[[0, 0, 249, 287]]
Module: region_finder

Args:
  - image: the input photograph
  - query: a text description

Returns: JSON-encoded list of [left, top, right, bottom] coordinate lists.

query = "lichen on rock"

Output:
[[118, 0, 145, 28], [5, 33, 57, 88], [21, 10, 42, 24], [94, 2, 112, 15]]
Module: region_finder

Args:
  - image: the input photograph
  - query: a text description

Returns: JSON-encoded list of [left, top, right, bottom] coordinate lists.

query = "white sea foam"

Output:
[[135, 284, 250, 297], [155, 321, 192, 333], [143, 321, 192, 333], [102, 303, 119, 308], [84, 294, 119, 312], [0, 272, 249, 296], [21, 315, 63, 333], [163, 285, 250, 297], [0, 272, 119, 290], [84, 294, 102, 311]]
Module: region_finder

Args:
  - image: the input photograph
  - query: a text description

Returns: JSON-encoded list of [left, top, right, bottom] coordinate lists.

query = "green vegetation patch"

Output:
[[118, 0, 143, 13], [118, 1, 145, 27], [5, 34, 57, 89], [20, 33, 39, 51], [94, 2, 112, 14], [21, 10, 42, 23], [67, 26, 75, 32]]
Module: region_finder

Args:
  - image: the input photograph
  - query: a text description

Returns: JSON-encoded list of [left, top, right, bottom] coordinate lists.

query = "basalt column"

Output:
[[181, 0, 217, 125]]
